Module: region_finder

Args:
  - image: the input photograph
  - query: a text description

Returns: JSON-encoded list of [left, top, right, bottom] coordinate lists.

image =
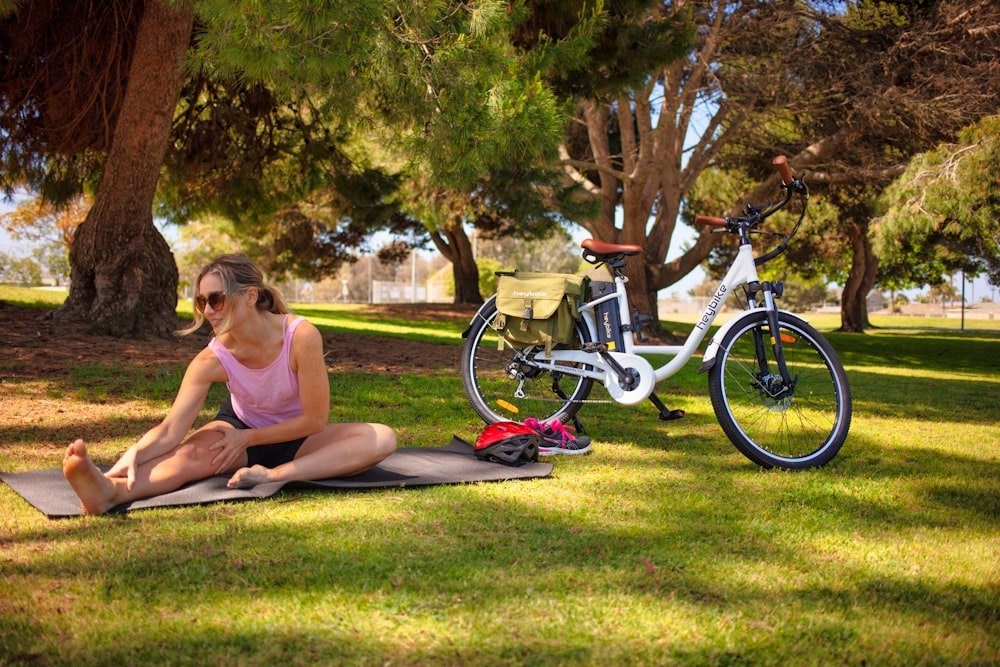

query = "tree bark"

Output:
[[428, 222, 483, 305], [839, 218, 878, 333], [53, 0, 194, 338]]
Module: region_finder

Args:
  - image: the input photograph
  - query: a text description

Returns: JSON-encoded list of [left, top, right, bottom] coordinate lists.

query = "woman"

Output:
[[62, 254, 397, 515]]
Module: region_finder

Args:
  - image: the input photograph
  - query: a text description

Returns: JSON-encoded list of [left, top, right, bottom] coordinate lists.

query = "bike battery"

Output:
[[590, 281, 626, 351]]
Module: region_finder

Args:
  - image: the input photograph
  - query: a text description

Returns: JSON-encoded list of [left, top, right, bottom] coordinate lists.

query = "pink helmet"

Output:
[[474, 422, 540, 466]]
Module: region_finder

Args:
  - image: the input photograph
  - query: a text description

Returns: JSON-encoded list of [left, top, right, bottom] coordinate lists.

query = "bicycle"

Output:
[[460, 156, 852, 469]]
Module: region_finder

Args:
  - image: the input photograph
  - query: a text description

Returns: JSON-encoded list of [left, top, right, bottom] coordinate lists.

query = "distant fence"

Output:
[[371, 280, 450, 304]]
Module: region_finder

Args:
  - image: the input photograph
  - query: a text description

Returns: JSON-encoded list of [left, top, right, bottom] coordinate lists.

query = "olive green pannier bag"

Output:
[[493, 271, 588, 357]]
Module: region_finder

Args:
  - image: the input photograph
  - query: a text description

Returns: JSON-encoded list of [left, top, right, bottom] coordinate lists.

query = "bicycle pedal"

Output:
[[659, 409, 685, 421], [648, 392, 684, 421]]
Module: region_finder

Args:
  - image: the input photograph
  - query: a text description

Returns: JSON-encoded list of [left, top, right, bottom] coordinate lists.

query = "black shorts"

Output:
[[213, 396, 306, 468]]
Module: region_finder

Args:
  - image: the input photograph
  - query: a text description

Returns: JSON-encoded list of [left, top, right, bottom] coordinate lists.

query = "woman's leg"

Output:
[[63, 424, 246, 515], [227, 422, 397, 488]]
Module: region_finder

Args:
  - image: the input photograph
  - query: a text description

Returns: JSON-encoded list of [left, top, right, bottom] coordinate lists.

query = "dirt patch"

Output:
[[0, 301, 472, 381]]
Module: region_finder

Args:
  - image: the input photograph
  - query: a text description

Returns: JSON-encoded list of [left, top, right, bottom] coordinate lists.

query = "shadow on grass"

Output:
[[3, 463, 996, 665], [3, 316, 997, 663], [830, 329, 1000, 375]]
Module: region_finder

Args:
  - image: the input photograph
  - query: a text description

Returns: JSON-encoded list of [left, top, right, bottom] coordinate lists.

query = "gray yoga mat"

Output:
[[0, 437, 552, 518]]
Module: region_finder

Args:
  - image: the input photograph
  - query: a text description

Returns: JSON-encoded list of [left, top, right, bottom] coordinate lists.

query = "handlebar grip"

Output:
[[773, 155, 793, 185], [694, 215, 726, 227]]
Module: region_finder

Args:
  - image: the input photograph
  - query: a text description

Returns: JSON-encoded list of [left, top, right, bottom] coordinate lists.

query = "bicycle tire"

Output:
[[707, 310, 851, 469], [461, 297, 595, 425]]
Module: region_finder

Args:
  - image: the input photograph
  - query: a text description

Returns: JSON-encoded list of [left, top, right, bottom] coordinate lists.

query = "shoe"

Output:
[[523, 418, 591, 455]]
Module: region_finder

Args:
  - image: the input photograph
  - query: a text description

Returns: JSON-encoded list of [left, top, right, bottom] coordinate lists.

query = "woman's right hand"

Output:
[[106, 446, 140, 491]]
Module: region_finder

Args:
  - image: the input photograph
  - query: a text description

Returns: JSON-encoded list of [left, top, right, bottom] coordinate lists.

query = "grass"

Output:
[[1, 288, 998, 666]]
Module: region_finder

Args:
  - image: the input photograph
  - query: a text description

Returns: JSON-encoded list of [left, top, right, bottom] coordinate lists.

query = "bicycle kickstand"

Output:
[[648, 392, 685, 421]]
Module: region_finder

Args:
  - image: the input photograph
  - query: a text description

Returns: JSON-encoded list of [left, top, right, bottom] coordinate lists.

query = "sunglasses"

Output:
[[194, 291, 227, 312]]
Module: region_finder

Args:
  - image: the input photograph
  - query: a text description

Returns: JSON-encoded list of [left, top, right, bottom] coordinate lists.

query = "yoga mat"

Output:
[[0, 437, 552, 518]]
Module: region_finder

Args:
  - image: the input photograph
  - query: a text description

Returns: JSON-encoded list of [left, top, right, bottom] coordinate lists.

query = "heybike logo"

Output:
[[600, 310, 618, 349], [695, 284, 728, 330]]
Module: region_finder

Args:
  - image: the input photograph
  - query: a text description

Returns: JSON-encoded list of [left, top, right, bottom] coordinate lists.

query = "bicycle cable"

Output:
[[752, 175, 809, 267]]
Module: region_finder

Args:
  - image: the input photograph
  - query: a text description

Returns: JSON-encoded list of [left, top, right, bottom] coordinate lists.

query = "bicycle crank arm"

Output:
[[601, 352, 656, 405]]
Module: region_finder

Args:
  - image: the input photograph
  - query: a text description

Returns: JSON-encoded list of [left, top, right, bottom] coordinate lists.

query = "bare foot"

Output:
[[62, 439, 117, 515], [227, 464, 274, 489]]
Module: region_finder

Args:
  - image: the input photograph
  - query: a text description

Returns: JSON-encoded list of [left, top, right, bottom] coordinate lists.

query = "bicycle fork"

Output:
[[749, 282, 798, 403]]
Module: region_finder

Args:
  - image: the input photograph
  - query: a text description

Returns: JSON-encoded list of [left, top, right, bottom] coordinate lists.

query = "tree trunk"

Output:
[[428, 222, 483, 305], [53, 0, 194, 338], [839, 218, 878, 333]]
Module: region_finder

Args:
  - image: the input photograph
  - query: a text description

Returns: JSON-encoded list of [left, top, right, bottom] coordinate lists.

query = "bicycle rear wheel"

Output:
[[707, 310, 851, 469], [461, 297, 595, 425]]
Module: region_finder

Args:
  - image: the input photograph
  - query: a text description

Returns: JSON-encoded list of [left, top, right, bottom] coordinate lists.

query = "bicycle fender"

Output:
[[698, 308, 796, 373], [462, 296, 497, 338]]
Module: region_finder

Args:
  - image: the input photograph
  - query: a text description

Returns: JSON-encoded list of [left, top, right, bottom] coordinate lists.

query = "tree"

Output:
[[873, 115, 1000, 290], [1, 0, 193, 336], [1, 192, 87, 284], [61, 1, 193, 336], [1, 192, 86, 249], [724, 0, 1000, 331], [31, 243, 69, 283], [0, 252, 41, 285], [360, 2, 610, 305], [558, 1, 823, 326], [547, 0, 1000, 334], [2, 0, 612, 331]]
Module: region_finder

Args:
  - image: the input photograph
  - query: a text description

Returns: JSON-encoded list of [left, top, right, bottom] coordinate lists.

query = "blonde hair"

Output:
[[178, 254, 290, 336]]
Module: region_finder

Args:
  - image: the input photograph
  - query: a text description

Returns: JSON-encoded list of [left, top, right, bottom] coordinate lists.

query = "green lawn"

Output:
[[1, 288, 998, 666]]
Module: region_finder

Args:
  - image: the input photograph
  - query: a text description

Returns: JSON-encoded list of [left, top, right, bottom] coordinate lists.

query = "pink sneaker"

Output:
[[523, 418, 591, 455]]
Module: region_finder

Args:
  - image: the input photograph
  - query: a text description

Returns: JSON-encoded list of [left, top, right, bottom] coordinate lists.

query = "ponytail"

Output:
[[257, 284, 290, 315]]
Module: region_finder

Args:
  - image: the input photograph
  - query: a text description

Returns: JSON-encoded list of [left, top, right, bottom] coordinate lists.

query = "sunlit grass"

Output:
[[293, 305, 466, 344], [0, 284, 68, 306]]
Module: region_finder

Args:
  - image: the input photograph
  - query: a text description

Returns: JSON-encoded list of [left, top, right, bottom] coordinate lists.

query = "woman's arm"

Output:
[[106, 347, 225, 486]]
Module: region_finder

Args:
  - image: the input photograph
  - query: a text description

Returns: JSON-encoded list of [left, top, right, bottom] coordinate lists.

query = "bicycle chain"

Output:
[[509, 395, 617, 405]]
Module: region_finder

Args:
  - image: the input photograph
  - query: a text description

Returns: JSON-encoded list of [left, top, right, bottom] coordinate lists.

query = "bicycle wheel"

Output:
[[461, 297, 595, 425], [707, 310, 851, 469]]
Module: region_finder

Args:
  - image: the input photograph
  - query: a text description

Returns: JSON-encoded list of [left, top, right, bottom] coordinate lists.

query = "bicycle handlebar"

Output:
[[692, 154, 808, 266], [772, 155, 793, 185], [694, 215, 726, 227], [693, 155, 800, 231]]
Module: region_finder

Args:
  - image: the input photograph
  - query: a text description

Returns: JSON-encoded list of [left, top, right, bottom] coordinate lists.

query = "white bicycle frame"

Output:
[[522, 242, 781, 406]]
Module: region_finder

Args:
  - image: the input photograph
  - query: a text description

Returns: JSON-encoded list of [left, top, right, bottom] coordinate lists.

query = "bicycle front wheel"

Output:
[[707, 310, 851, 469], [461, 297, 595, 425]]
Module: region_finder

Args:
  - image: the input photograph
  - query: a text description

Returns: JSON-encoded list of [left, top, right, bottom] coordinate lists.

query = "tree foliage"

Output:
[[0, 0, 141, 202], [1, 192, 86, 249], [0, 0, 611, 332], [873, 115, 1000, 288], [713, 0, 1000, 331]]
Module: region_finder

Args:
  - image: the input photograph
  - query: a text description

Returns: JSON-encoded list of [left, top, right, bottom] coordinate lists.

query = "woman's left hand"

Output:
[[207, 426, 252, 474]]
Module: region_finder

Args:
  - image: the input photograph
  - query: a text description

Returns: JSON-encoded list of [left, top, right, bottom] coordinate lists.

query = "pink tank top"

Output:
[[208, 315, 304, 428]]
